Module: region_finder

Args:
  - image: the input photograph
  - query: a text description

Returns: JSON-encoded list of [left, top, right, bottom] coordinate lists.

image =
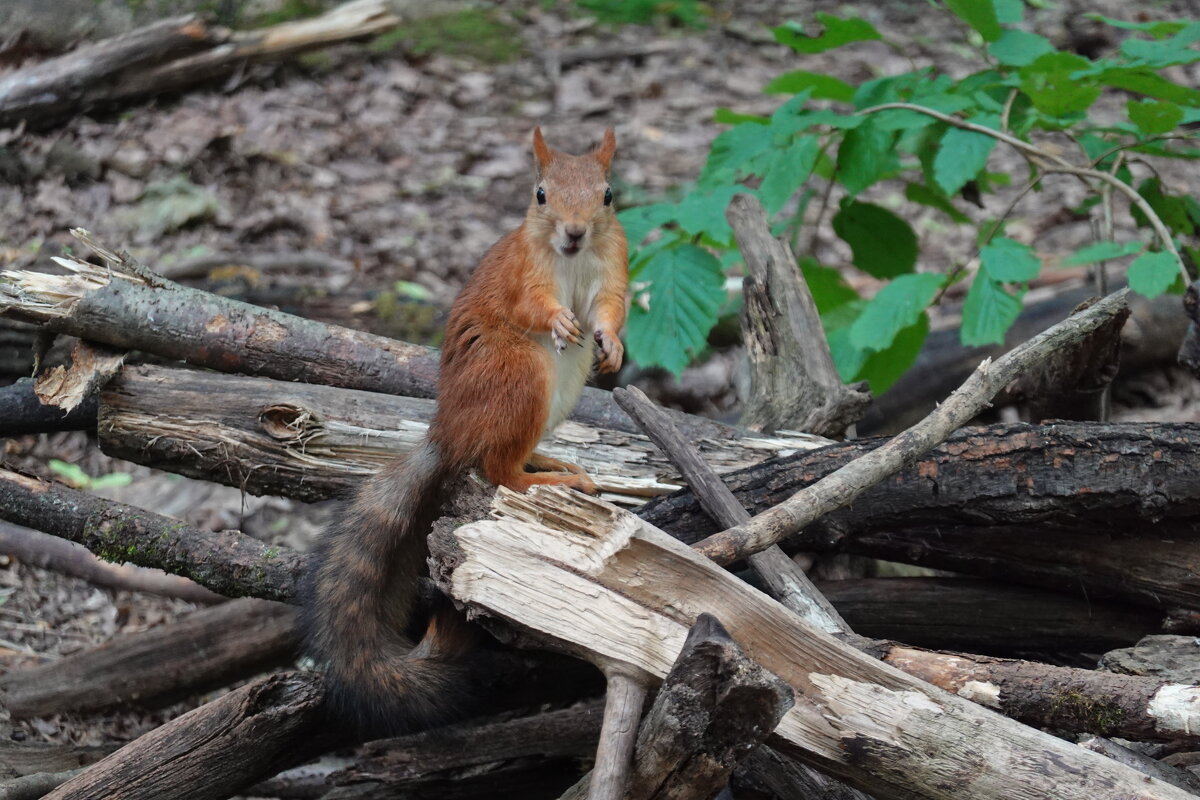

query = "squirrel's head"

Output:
[[528, 127, 618, 258]]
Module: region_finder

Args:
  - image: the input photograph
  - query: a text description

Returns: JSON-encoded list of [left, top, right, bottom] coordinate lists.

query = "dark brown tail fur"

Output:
[[300, 439, 475, 736]]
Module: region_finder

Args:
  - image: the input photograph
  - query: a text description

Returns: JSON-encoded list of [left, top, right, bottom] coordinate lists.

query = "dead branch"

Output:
[[0, 743, 111, 779], [0, 1, 413, 130], [1077, 737, 1200, 795], [584, 670, 647, 800], [0, 230, 783, 444], [728, 193, 870, 436], [431, 486, 1194, 800], [693, 290, 1130, 565], [1, 598, 297, 718], [43, 672, 333, 800], [97, 364, 823, 505], [0, 468, 303, 602], [642, 420, 1200, 611], [0, 379, 97, 436], [0, 521, 222, 604], [0, 771, 82, 800]]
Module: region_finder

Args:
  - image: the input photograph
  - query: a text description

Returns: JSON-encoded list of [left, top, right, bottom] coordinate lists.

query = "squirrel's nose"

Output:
[[565, 225, 586, 242]]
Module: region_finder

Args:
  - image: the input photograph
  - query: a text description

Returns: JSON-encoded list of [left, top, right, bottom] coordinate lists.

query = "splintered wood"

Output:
[[430, 486, 1195, 800]]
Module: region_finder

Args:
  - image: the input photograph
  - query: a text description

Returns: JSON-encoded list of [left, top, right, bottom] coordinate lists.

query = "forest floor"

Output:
[[0, 0, 1198, 767]]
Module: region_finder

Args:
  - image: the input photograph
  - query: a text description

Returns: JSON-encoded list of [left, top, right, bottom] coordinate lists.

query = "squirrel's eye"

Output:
[[603, 187, 613, 206], [536, 187, 546, 205]]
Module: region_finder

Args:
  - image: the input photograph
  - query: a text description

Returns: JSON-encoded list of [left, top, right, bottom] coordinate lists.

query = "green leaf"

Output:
[[827, 325, 869, 384], [1097, 69, 1200, 107], [1063, 240, 1144, 266], [48, 459, 90, 489], [849, 273, 946, 351], [625, 244, 726, 375], [1019, 52, 1101, 116], [987, 30, 1054, 66], [1087, 14, 1189, 38], [800, 257, 859, 314], [700, 124, 774, 187], [714, 108, 769, 125], [832, 200, 919, 278], [933, 119, 999, 196], [836, 118, 896, 195], [764, 70, 856, 102], [758, 136, 821, 214], [772, 14, 882, 54], [674, 184, 746, 246], [1132, 178, 1195, 236], [394, 280, 433, 301], [1127, 251, 1182, 298], [90, 472, 134, 490], [945, 0, 1001, 42], [1120, 22, 1200, 67], [980, 236, 1040, 281], [905, 181, 970, 223], [1127, 99, 1184, 135], [857, 314, 930, 394], [993, 0, 1023, 24], [961, 275, 1024, 346], [618, 202, 678, 247]]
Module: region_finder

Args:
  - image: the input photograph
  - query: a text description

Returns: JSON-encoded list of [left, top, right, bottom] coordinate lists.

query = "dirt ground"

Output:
[[0, 0, 1198, 781]]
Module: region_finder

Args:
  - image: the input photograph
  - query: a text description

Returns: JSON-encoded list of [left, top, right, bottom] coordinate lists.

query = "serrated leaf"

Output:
[[857, 314, 930, 394], [1098, 69, 1200, 107], [832, 200, 919, 278], [994, 0, 1023, 23], [1120, 22, 1200, 68], [933, 119, 999, 196], [800, 257, 859, 314], [980, 236, 1040, 282], [988, 30, 1054, 66], [1019, 52, 1100, 116], [1128, 251, 1182, 298], [946, 0, 1001, 42], [764, 70, 856, 102], [674, 184, 745, 246], [1063, 240, 1144, 266], [1127, 99, 1184, 135], [1132, 178, 1195, 236], [836, 118, 896, 195], [905, 182, 971, 223], [700, 124, 774, 187], [618, 202, 678, 247], [625, 244, 726, 375], [714, 108, 769, 125], [1087, 14, 1188, 38], [758, 136, 820, 214], [849, 273, 946, 351], [773, 14, 882, 55], [961, 275, 1024, 346], [826, 325, 869, 384]]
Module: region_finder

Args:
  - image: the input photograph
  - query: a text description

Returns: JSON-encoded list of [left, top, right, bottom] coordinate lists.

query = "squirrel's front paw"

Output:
[[551, 307, 583, 352], [594, 329, 624, 373]]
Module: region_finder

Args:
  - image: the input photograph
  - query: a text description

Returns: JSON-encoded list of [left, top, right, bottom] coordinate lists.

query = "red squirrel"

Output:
[[301, 128, 628, 735]]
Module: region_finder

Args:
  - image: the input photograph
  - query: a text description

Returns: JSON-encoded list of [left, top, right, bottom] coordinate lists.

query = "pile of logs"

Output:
[[2, 192, 1200, 800]]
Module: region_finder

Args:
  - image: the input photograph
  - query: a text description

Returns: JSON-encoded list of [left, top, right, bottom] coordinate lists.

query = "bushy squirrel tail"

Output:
[[300, 439, 474, 736]]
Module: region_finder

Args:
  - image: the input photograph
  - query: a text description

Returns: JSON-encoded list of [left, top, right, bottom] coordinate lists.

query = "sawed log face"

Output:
[[429, 486, 1196, 800]]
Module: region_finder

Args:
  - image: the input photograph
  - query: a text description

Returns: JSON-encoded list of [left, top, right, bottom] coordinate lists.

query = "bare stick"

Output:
[[694, 290, 1131, 565], [614, 385, 846, 634], [588, 668, 647, 800]]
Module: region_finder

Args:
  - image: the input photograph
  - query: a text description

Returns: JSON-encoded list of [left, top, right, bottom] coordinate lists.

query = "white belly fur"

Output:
[[540, 250, 603, 436]]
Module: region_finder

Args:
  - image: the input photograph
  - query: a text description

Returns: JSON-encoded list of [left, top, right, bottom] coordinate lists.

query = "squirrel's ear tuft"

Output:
[[532, 126, 553, 173], [594, 127, 617, 171]]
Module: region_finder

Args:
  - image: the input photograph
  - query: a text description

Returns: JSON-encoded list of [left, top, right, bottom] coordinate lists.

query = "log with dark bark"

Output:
[[817, 577, 1165, 655], [0, 521, 222, 603], [0, 743, 112, 779], [641, 421, 1200, 611], [727, 194, 869, 436], [42, 672, 333, 800], [0, 468, 304, 602], [0, 1, 417, 130], [1179, 280, 1200, 378], [96, 364, 824, 505], [0, 379, 98, 436], [1, 598, 298, 718], [0, 233, 765, 444]]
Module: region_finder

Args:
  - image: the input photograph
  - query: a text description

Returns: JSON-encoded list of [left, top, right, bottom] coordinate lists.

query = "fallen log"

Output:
[[0, 379, 98, 436], [42, 672, 332, 800], [97, 364, 822, 505], [1101, 636, 1200, 684], [0, 468, 303, 602], [430, 486, 1195, 800], [0, 743, 111, 779], [1, 598, 298, 718], [0, 231, 773, 444], [642, 421, 1200, 610], [0, 1, 413, 130], [817, 577, 1164, 655]]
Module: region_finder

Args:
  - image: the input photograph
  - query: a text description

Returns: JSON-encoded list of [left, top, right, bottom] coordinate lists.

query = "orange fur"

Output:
[[301, 129, 628, 736]]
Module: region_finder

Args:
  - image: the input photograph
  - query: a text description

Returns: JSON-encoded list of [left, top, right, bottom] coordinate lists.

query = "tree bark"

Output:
[[43, 672, 332, 800], [0, 743, 111, 779], [0, 468, 304, 602], [641, 421, 1200, 611], [430, 486, 1196, 800], [96, 364, 824, 505], [1101, 636, 1200, 685], [0, 379, 98, 436], [1, 598, 298, 717]]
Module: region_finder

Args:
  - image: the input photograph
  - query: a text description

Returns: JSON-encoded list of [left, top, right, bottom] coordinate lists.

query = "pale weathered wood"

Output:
[[430, 487, 1195, 800], [98, 364, 824, 506], [588, 671, 647, 800], [694, 290, 1131, 565], [727, 193, 869, 436]]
